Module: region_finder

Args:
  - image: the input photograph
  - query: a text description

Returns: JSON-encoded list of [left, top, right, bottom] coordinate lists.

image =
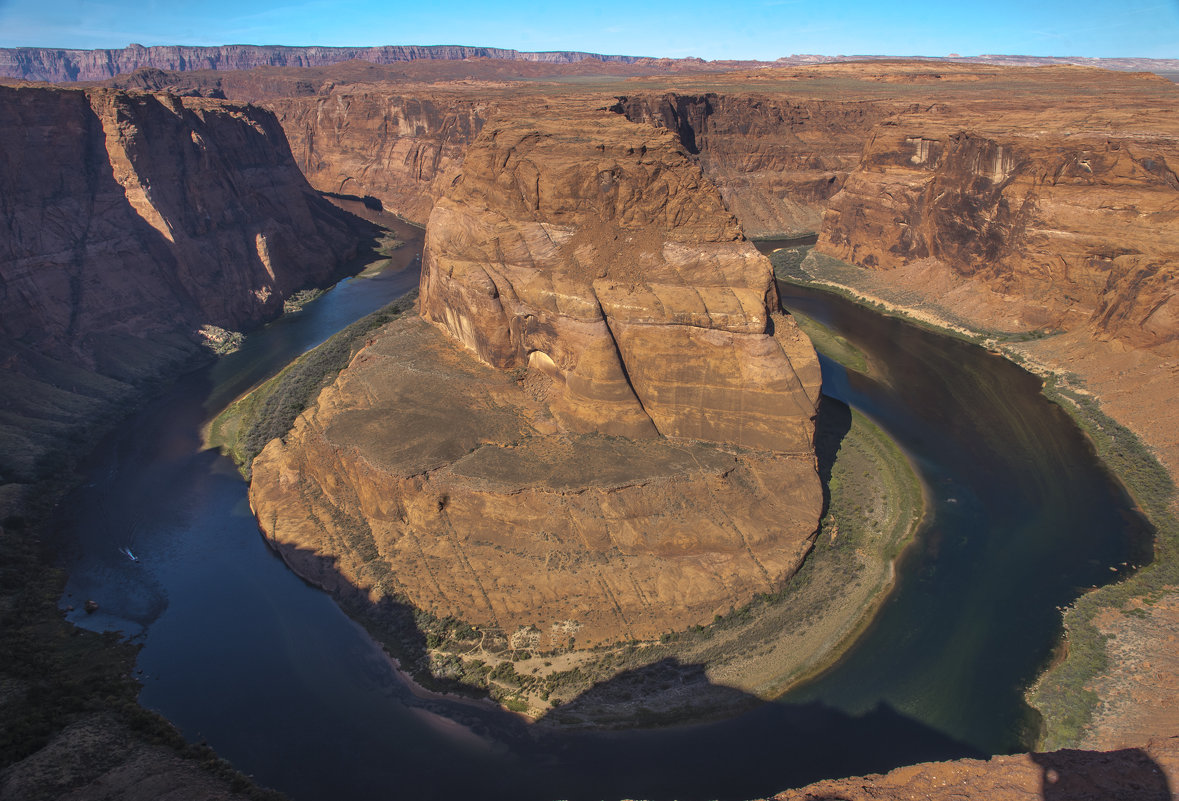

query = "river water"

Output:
[[53, 239, 1151, 801]]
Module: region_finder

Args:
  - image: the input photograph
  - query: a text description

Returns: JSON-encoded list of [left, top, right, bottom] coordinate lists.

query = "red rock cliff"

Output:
[[817, 103, 1179, 349], [0, 44, 640, 83], [420, 110, 821, 451], [808, 70, 1179, 490], [266, 90, 488, 223]]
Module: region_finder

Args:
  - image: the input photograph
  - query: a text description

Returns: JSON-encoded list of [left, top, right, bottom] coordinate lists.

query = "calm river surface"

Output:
[[54, 240, 1152, 801]]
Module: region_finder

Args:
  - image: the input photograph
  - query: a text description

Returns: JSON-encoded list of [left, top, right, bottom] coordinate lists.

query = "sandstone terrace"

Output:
[[247, 106, 826, 669]]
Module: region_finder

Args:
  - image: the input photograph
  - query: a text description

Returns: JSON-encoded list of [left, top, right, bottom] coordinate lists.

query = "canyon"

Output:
[[2, 44, 1175, 85], [1, 53, 1178, 801]]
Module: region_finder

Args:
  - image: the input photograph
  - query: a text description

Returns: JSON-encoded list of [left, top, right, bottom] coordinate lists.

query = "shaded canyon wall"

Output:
[[613, 92, 894, 237], [0, 85, 363, 484]]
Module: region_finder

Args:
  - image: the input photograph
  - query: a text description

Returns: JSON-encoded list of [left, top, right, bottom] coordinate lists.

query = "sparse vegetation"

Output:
[[282, 288, 325, 313], [197, 324, 245, 355], [207, 291, 418, 477], [329, 403, 924, 724], [786, 307, 870, 374], [1028, 381, 1179, 749]]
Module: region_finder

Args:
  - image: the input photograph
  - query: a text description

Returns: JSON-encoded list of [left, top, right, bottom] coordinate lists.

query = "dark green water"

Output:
[[776, 282, 1153, 754], [53, 250, 1152, 800]]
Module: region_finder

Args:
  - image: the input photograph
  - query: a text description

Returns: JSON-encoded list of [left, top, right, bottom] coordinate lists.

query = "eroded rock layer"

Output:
[[0, 44, 640, 83], [250, 109, 823, 648], [770, 735, 1179, 801], [419, 111, 822, 451], [1, 86, 360, 351], [268, 92, 488, 224], [808, 70, 1179, 484]]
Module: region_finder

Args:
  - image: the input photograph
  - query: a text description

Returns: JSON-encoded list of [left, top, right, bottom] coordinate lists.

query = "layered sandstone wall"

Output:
[[249, 315, 821, 648], [0, 44, 640, 83], [250, 109, 823, 649], [797, 68, 1179, 753], [419, 111, 821, 451], [770, 735, 1179, 801], [0, 85, 363, 482], [809, 81, 1179, 484], [817, 109, 1179, 349], [265, 91, 488, 223], [614, 93, 893, 237], [0, 85, 361, 363]]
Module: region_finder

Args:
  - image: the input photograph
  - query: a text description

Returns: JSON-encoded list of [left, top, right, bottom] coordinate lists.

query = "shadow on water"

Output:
[[240, 538, 986, 801], [775, 279, 1155, 756], [321, 190, 386, 211]]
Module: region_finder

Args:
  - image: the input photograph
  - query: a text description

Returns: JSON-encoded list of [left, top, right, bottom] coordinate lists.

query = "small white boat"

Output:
[[120, 547, 139, 562]]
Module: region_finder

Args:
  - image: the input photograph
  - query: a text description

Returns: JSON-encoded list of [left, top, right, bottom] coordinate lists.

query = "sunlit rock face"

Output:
[[809, 73, 1179, 487], [817, 102, 1179, 351], [420, 110, 821, 452], [250, 108, 823, 648]]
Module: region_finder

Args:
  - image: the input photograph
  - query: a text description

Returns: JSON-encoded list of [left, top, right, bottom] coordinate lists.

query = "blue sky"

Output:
[[0, 0, 1176, 60]]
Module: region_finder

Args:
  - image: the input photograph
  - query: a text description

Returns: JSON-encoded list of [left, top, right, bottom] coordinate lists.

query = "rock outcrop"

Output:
[[0, 85, 363, 482], [792, 64, 1179, 754], [249, 109, 822, 649], [0, 44, 641, 83], [810, 69, 1179, 484], [420, 112, 821, 450]]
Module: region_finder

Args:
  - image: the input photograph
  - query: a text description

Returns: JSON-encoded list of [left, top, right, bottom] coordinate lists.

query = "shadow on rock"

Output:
[[814, 394, 853, 519], [1032, 747, 1171, 801]]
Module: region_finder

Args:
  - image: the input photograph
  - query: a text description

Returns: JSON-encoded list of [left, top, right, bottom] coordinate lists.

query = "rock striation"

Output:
[[809, 71, 1179, 485], [614, 93, 891, 237], [769, 735, 1179, 801], [420, 112, 821, 450], [249, 109, 822, 649], [0, 85, 363, 482], [268, 92, 488, 224]]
